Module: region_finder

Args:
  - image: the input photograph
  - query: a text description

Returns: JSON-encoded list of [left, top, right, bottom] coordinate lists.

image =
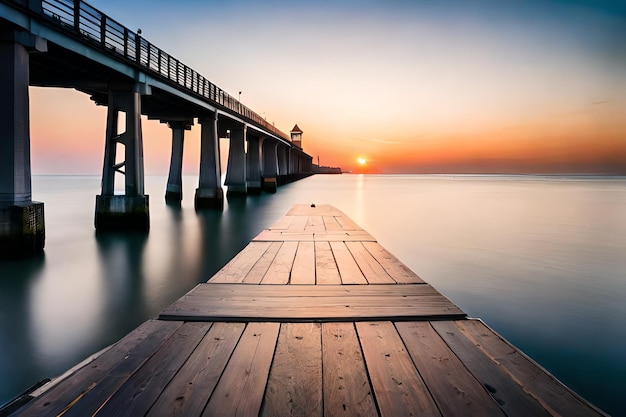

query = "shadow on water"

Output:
[[194, 193, 272, 281], [165, 199, 182, 212], [94, 231, 148, 335], [0, 255, 46, 407]]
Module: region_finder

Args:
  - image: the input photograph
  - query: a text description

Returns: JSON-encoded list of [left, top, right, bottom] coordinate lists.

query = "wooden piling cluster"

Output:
[[8, 204, 606, 416]]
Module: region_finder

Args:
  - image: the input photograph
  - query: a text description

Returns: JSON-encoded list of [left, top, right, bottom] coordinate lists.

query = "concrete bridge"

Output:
[[0, 0, 314, 258]]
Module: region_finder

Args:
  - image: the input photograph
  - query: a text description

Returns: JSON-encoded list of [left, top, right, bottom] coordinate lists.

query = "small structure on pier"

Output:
[[290, 124, 303, 148]]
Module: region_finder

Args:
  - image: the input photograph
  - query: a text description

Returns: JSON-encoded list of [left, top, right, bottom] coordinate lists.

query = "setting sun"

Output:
[[357, 157, 367, 165]]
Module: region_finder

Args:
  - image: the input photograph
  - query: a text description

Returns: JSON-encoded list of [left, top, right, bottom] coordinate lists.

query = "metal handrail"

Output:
[[22, 0, 289, 140]]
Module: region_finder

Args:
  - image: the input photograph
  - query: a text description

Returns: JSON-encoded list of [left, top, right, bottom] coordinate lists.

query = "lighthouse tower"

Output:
[[290, 124, 303, 148]]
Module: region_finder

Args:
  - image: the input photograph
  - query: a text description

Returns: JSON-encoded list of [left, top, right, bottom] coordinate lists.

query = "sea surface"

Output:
[[1, 174, 625, 415]]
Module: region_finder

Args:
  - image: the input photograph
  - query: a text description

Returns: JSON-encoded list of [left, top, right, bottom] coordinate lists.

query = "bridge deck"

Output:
[[9, 205, 606, 416]]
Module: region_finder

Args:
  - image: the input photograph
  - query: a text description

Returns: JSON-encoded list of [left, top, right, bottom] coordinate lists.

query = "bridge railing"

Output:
[[27, 0, 289, 140]]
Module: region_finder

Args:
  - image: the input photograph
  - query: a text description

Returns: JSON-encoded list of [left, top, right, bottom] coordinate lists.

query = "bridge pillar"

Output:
[[195, 113, 223, 209], [95, 88, 149, 231], [164, 120, 193, 203], [224, 125, 247, 195], [277, 145, 289, 185], [0, 30, 46, 258], [246, 135, 263, 194], [290, 149, 297, 174], [261, 140, 279, 193]]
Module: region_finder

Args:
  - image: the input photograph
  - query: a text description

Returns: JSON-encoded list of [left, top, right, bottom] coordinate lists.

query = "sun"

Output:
[[357, 157, 367, 165]]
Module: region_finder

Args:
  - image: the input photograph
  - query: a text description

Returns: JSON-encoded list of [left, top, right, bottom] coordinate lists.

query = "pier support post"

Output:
[[246, 135, 263, 194], [95, 87, 149, 231], [224, 125, 247, 195], [277, 145, 289, 186], [195, 113, 223, 209], [0, 29, 47, 258], [261, 140, 278, 193], [164, 120, 192, 203]]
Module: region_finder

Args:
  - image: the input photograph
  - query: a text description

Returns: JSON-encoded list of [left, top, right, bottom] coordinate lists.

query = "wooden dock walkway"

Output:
[[8, 204, 606, 416]]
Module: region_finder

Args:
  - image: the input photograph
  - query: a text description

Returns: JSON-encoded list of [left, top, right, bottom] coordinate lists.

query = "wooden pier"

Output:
[[8, 205, 606, 416]]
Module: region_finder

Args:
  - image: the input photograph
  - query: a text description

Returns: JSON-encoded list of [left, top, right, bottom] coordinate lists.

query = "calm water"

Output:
[[1, 174, 624, 415]]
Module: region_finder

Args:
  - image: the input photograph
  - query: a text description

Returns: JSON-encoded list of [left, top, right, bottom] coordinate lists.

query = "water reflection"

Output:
[[0, 255, 45, 401], [94, 232, 149, 332], [195, 208, 226, 281], [1, 175, 624, 415]]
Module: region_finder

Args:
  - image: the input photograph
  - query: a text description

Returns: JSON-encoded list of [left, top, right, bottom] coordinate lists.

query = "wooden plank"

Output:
[[314, 231, 376, 242], [146, 322, 245, 417], [291, 242, 316, 285], [363, 241, 424, 284], [396, 321, 506, 417], [253, 230, 315, 242], [431, 321, 552, 417], [334, 215, 361, 231], [346, 241, 395, 284], [315, 241, 341, 284], [322, 216, 343, 231], [243, 241, 282, 284], [253, 230, 376, 242], [202, 322, 280, 417], [268, 215, 294, 230], [93, 322, 212, 417], [321, 323, 377, 417], [305, 215, 326, 232], [286, 215, 309, 231], [287, 204, 346, 217], [209, 242, 272, 283], [13, 320, 182, 417], [454, 319, 606, 417], [261, 323, 323, 417], [165, 283, 447, 298], [261, 241, 298, 284], [160, 302, 464, 322], [356, 321, 441, 417], [159, 286, 465, 322], [329, 241, 368, 284]]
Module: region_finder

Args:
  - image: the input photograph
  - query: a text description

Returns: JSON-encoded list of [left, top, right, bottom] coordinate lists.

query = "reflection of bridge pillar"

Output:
[[0, 30, 46, 258], [224, 125, 247, 195], [246, 135, 262, 194], [195, 113, 223, 209], [261, 140, 278, 193], [95, 87, 150, 231], [164, 119, 193, 203]]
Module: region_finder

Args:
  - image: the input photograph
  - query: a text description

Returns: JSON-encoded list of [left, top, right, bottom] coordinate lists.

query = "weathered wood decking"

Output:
[[9, 204, 606, 416]]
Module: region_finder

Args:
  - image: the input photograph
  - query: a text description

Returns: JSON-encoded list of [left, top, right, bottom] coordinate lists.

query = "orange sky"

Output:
[[28, 1, 626, 175]]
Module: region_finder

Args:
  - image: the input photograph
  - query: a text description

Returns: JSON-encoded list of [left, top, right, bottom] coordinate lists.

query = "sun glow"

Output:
[[357, 157, 367, 165]]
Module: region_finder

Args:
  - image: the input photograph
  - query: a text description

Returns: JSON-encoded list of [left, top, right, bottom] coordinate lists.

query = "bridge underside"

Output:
[[0, 2, 313, 257]]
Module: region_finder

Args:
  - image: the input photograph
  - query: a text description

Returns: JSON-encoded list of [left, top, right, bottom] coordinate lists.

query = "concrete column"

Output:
[[277, 145, 289, 185], [95, 87, 149, 231], [261, 140, 278, 193], [0, 30, 46, 258], [165, 120, 192, 202], [246, 135, 262, 194], [290, 149, 297, 174], [224, 124, 247, 195], [195, 113, 223, 209]]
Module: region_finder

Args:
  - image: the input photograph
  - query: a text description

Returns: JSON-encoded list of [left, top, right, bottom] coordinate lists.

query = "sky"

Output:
[[29, 0, 626, 175]]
